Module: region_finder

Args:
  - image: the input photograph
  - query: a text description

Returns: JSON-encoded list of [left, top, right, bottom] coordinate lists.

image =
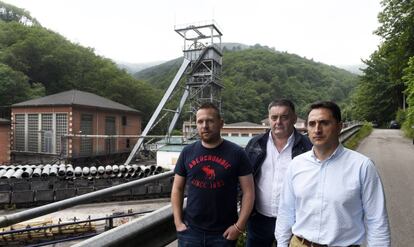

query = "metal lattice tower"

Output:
[[175, 21, 223, 115], [123, 20, 223, 166]]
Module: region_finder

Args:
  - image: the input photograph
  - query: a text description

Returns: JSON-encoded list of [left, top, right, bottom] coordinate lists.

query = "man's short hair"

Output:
[[307, 101, 342, 123], [197, 102, 221, 119], [268, 99, 296, 113]]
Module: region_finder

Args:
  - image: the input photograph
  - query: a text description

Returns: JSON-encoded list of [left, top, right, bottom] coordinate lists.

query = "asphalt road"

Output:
[[357, 129, 414, 247]]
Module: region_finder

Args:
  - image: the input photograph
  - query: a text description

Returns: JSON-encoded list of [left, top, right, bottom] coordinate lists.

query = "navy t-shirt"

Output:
[[174, 139, 252, 233]]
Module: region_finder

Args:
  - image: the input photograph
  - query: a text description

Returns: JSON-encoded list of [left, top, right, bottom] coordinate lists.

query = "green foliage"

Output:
[[350, 0, 414, 126], [343, 123, 373, 150], [0, 5, 161, 122], [402, 56, 414, 138], [136, 46, 359, 123]]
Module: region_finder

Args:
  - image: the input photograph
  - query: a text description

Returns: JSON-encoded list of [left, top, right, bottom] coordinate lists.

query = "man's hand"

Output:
[[175, 221, 187, 232], [222, 224, 241, 240]]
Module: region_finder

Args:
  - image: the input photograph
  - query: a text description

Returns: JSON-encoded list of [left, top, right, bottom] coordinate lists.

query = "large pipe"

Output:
[[82, 167, 90, 176], [22, 167, 33, 178], [0, 169, 7, 177], [119, 165, 126, 173], [90, 166, 97, 176], [105, 165, 112, 175], [32, 167, 42, 177], [50, 165, 58, 176], [112, 165, 119, 174], [41, 165, 51, 177], [74, 167, 82, 177], [58, 164, 66, 177], [66, 166, 74, 177], [98, 166, 105, 175], [126, 165, 133, 174], [11, 169, 23, 179], [2, 169, 15, 179]]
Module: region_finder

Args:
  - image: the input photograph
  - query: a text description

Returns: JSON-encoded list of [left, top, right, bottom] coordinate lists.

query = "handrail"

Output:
[[73, 123, 364, 246], [0, 171, 174, 228]]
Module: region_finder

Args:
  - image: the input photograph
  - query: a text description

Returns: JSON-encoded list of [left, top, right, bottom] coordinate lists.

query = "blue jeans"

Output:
[[177, 225, 237, 247], [246, 212, 276, 247]]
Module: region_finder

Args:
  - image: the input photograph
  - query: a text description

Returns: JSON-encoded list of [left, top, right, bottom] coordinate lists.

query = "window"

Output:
[[41, 114, 53, 153], [80, 114, 93, 156], [56, 113, 68, 155], [27, 114, 39, 152], [122, 116, 127, 126], [14, 114, 25, 151]]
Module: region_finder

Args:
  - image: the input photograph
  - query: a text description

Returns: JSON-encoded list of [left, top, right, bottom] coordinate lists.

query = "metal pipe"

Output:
[[82, 167, 90, 176], [90, 166, 97, 176], [0, 169, 7, 177], [0, 171, 173, 228], [32, 167, 42, 177], [72, 200, 181, 247], [58, 164, 66, 176], [2, 169, 14, 179], [98, 166, 105, 175], [66, 166, 74, 177], [22, 167, 33, 178], [50, 165, 58, 176], [112, 165, 119, 174], [105, 165, 113, 175], [74, 167, 82, 177], [11, 169, 23, 179]]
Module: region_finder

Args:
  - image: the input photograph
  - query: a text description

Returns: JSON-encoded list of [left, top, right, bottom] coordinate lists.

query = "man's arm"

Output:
[[223, 174, 254, 240], [275, 166, 296, 247], [362, 160, 391, 247], [171, 174, 187, 231]]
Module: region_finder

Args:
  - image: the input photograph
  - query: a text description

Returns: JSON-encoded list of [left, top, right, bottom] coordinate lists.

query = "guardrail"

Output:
[[0, 123, 363, 246], [0, 171, 174, 228]]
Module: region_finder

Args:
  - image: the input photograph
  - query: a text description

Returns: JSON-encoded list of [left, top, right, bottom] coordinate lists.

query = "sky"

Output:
[[3, 0, 383, 66]]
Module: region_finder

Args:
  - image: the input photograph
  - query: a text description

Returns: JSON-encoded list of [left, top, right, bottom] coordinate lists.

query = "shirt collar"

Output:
[[310, 144, 344, 162], [268, 131, 295, 148]]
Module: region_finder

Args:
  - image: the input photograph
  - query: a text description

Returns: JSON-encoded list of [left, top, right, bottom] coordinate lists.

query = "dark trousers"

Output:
[[246, 212, 277, 247], [177, 226, 237, 247]]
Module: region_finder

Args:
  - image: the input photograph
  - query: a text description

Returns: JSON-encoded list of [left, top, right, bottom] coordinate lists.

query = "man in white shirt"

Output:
[[275, 101, 391, 247], [245, 99, 312, 246]]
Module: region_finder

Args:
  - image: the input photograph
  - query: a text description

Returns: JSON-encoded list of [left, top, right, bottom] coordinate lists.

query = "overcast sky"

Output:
[[3, 0, 382, 66]]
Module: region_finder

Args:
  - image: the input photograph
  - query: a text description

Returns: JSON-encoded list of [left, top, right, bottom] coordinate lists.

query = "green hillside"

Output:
[[0, 2, 161, 122], [135, 45, 359, 123]]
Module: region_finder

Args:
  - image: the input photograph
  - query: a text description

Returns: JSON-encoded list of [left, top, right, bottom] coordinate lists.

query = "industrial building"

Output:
[[10, 90, 142, 163]]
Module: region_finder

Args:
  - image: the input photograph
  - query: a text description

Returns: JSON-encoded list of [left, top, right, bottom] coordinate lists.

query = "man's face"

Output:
[[307, 108, 342, 150], [268, 105, 297, 139], [196, 108, 223, 144]]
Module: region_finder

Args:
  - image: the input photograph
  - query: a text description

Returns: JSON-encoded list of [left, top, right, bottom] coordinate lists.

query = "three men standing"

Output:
[[245, 99, 312, 246]]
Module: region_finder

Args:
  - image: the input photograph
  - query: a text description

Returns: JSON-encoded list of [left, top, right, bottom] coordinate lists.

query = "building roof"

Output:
[[157, 136, 253, 152], [224, 121, 263, 127], [12, 90, 141, 114]]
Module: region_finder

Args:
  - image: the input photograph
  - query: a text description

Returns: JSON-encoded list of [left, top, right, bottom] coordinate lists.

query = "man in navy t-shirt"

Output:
[[171, 103, 255, 247]]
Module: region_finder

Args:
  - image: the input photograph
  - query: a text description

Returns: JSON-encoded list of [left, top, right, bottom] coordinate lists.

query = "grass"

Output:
[[343, 123, 373, 150]]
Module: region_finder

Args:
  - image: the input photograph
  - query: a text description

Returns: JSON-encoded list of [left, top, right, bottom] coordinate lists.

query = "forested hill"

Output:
[[0, 2, 161, 121], [135, 45, 360, 123]]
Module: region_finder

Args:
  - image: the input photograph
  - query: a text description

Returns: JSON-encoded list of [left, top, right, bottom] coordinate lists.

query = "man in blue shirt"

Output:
[[171, 102, 255, 247], [275, 101, 391, 247]]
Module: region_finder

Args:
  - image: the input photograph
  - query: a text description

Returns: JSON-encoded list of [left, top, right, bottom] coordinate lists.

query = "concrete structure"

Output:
[[0, 118, 10, 164], [11, 90, 142, 163], [221, 121, 268, 137]]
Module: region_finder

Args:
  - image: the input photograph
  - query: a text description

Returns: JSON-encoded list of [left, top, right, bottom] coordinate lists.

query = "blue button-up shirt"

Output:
[[275, 145, 390, 247]]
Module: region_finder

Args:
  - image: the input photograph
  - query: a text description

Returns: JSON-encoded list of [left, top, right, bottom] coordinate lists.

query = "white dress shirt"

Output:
[[255, 132, 294, 217], [275, 144, 390, 247]]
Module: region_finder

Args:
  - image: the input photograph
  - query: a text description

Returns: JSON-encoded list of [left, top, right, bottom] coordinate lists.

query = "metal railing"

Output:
[[0, 171, 174, 228], [0, 123, 364, 246]]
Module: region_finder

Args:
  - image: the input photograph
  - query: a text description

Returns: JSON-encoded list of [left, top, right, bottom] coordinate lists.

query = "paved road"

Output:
[[357, 129, 414, 247]]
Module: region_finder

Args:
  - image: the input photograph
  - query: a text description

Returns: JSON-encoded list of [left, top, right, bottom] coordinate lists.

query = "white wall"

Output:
[[156, 151, 181, 170]]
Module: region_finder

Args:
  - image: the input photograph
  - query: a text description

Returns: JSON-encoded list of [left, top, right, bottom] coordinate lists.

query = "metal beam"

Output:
[[123, 58, 191, 166], [0, 171, 174, 228]]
